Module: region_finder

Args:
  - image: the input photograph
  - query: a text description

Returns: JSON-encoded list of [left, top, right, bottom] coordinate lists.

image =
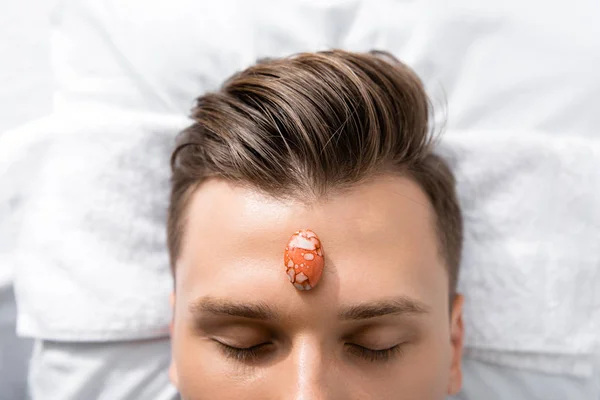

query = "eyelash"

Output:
[[217, 342, 272, 363], [344, 343, 404, 362], [217, 342, 404, 363]]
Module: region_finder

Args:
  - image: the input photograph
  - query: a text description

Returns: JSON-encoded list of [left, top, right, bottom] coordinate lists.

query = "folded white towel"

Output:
[[2, 110, 189, 341], [439, 131, 600, 373]]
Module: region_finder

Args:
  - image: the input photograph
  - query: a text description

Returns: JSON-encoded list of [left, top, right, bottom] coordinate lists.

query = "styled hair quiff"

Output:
[[168, 50, 463, 293]]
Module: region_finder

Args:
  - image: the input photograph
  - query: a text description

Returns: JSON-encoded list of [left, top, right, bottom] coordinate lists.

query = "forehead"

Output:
[[176, 176, 448, 310]]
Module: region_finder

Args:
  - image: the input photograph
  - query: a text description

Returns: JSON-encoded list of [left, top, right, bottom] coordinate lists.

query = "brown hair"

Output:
[[168, 50, 463, 293]]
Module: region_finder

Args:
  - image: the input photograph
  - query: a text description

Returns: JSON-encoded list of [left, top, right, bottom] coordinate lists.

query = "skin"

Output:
[[170, 175, 464, 400]]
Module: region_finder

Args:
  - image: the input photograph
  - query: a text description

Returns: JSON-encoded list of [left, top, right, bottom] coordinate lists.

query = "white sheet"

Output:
[[450, 355, 600, 400]]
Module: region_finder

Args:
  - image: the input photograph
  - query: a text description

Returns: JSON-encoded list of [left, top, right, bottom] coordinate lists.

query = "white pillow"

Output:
[[53, 0, 600, 136], [52, 0, 367, 114]]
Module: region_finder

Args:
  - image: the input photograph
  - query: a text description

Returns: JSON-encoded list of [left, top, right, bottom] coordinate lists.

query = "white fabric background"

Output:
[[1, 0, 600, 397]]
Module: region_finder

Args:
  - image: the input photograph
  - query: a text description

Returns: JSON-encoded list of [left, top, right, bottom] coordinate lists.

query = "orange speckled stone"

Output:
[[284, 229, 324, 291]]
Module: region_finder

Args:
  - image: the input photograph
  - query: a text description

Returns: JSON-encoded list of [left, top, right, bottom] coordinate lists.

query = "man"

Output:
[[167, 49, 464, 399]]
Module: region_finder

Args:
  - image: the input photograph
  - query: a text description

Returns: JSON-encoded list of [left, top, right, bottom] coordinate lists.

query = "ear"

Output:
[[168, 291, 179, 388], [447, 294, 464, 395]]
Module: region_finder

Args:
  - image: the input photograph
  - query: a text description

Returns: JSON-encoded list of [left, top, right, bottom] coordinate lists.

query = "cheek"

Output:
[[172, 325, 271, 400], [171, 326, 228, 399], [400, 331, 453, 398], [345, 333, 452, 399]]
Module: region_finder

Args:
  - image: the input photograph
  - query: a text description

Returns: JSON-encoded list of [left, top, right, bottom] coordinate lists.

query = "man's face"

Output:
[[170, 176, 464, 400]]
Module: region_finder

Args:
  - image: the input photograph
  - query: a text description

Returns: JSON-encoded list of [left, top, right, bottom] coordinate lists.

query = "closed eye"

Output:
[[344, 343, 405, 362], [215, 340, 274, 363]]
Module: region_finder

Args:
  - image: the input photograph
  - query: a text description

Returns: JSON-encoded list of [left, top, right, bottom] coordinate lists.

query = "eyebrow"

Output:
[[190, 297, 278, 321], [189, 296, 429, 321], [338, 297, 430, 320]]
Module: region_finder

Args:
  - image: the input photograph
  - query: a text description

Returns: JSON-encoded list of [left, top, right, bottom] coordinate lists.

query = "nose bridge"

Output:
[[289, 336, 328, 400]]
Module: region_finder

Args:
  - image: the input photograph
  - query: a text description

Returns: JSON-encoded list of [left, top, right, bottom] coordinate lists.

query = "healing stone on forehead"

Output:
[[284, 229, 324, 291]]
